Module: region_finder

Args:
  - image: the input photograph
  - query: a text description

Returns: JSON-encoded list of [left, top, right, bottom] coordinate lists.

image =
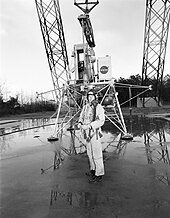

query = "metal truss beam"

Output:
[[35, 0, 70, 101], [74, 0, 99, 14], [141, 0, 170, 106], [49, 80, 129, 140]]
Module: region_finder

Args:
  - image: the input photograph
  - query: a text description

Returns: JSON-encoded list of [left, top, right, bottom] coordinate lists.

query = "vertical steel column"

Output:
[[141, 0, 170, 106], [35, 0, 70, 101]]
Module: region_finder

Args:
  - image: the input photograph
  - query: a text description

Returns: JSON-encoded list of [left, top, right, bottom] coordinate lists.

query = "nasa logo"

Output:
[[100, 66, 108, 74]]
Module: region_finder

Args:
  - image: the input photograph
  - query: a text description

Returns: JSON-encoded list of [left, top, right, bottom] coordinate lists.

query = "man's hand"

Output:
[[77, 121, 83, 128]]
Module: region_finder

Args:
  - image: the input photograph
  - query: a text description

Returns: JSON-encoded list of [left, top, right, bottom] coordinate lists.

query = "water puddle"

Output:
[[0, 115, 170, 187]]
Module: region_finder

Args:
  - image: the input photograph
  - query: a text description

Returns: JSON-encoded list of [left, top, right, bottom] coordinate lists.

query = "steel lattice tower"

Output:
[[35, 0, 144, 140], [35, 0, 70, 101], [141, 0, 170, 106]]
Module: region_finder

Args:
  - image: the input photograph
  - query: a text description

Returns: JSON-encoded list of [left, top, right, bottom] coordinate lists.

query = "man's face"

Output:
[[88, 93, 95, 103]]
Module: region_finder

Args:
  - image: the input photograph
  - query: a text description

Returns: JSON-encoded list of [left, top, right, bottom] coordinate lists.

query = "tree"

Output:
[[161, 74, 170, 103]]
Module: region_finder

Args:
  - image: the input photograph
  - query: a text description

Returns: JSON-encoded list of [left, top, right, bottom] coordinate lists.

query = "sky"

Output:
[[1, 0, 170, 97]]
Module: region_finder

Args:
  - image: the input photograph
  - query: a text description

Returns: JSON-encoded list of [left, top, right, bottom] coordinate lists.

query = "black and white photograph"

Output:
[[1, 0, 170, 217]]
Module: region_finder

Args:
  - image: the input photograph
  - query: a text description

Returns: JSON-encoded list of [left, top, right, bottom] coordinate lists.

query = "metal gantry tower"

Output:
[[141, 0, 170, 106], [35, 0, 154, 140], [35, 0, 70, 101]]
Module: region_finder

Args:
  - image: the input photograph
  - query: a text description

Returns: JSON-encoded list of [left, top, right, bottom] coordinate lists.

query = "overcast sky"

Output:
[[1, 0, 170, 97]]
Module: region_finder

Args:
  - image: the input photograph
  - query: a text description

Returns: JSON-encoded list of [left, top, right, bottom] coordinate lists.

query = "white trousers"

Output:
[[86, 134, 104, 176]]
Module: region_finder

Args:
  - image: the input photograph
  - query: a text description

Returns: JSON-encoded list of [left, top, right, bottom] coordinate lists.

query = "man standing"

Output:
[[78, 90, 105, 183]]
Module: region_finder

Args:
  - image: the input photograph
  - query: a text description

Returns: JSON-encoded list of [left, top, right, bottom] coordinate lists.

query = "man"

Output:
[[78, 90, 105, 183]]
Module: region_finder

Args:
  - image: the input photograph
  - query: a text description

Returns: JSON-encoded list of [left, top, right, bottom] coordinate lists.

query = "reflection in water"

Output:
[[53, 148, 63, 170], [102, 134, 131, 159], [0, 118, 55, 158], [144, 128, 170, 164], [103, 115, 170, 187], [1, 115, 170, 184], [156, 172, 170, 186], [40, 130, 87, 174], [50, 187, 98, 208], [60, 129, 87, 156], [114, 138, 130, 157], [144, 130, 170, 187], [0, 136, 11, 154], [139, 117, 170, 187], [0, 118, 55, 136], [40, 140, 64, 174]]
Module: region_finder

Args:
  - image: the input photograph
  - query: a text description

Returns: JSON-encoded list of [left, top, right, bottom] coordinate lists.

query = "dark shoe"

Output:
[[85, 170, 95, 177], [88, 175, 102, 183]]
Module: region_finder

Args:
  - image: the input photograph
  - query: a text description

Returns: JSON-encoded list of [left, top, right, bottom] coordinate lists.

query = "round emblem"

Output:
[[100, 66, 108, 74]]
